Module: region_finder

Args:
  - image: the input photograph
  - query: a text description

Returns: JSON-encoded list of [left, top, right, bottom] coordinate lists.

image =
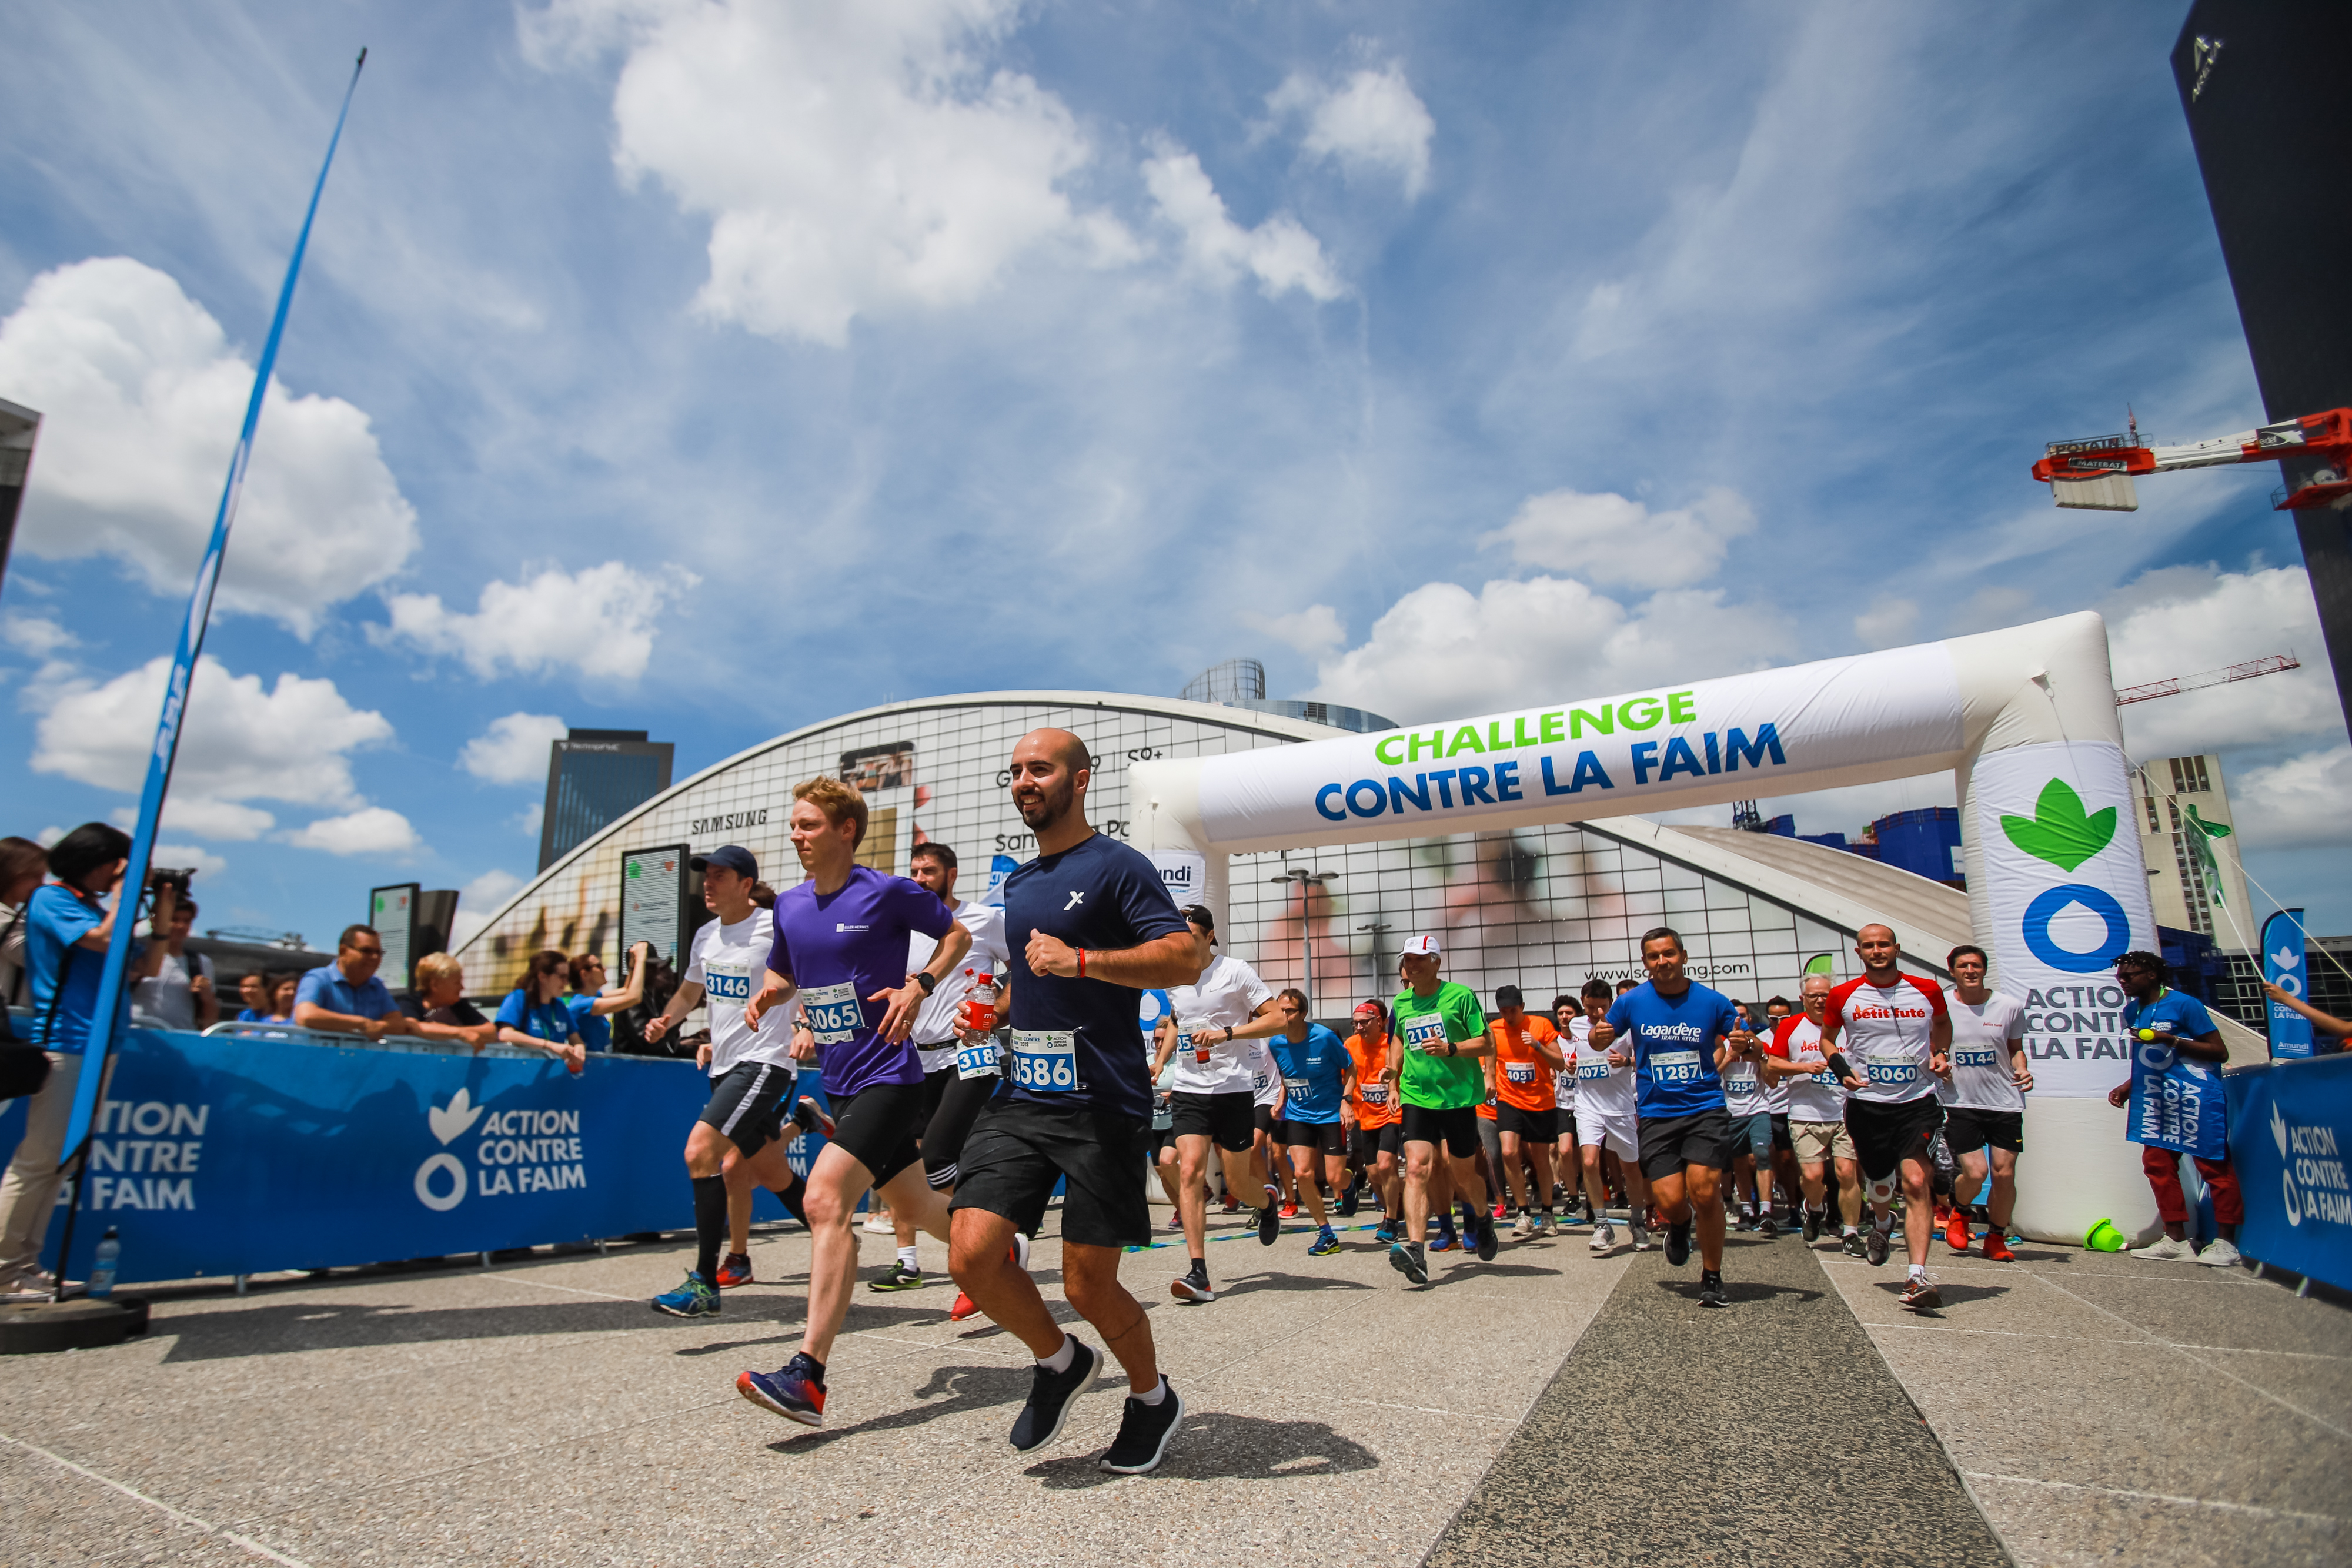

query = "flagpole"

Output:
[[49, 50, 368, 1298]]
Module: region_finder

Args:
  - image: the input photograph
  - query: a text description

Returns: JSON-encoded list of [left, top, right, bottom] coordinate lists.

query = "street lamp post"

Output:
[[1269, 867, 1338, 1008]]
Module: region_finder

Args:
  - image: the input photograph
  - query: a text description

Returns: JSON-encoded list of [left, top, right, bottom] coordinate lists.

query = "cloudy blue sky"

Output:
[[1, 0, 2344, 948]]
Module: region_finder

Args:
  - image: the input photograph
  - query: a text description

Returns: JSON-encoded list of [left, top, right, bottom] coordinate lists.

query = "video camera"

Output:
[[143, 866, 197, 913]]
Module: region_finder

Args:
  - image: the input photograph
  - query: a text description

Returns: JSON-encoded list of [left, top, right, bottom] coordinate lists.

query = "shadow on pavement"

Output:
[[1026, 1409, 1379, 1489], [1646, 1276, 1825, 1305]]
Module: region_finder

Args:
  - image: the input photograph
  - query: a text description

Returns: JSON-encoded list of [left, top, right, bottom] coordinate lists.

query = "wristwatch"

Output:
[[914, 971, 938, 994]]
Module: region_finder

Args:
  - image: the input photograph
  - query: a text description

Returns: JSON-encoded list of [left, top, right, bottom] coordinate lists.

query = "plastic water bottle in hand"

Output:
[[91, 1226, 121, 1299]]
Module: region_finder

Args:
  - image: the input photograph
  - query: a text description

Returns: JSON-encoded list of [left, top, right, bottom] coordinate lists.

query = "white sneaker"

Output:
[[1531, 1213, 1554, 1239], [2127, 1235, 2194, 1261], [1589, 1221, 1615, 1253], [1511, 1212, 1537, 1241], [2195, 1238, 2243, 1268], [862, 1213, 894, 1234]]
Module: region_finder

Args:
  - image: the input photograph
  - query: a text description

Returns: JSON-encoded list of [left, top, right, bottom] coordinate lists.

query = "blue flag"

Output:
[[2264, 908, 2316, 1060]]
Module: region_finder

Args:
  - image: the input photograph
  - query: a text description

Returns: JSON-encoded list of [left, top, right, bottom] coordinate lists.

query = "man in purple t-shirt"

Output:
[[736, 778, 970, 1428]]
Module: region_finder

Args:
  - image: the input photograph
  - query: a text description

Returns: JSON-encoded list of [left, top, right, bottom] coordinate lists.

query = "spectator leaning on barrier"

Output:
[[131, 894, 218, 1033], [497, 948, 587, 1074], [2106, 949, 2241, 1268], [266, 971, 298, 1024], [1, 835, 50, 1029], [413, 952, 497, 1050], [564, 941, 654, 1052], [0, 823, 175, 1300], [294, 924, 416, 1041], [235, 971, 270, 1022]]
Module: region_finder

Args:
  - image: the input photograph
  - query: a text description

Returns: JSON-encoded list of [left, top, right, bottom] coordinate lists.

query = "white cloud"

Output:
[[34, 655, 393, 844], [35, 827, 64, 848], [2230, 745, 2352, 851], [0, 258, 419, 637], [1243, 604, 1345, 660], [1853, 596, 1919, 650], [460, 711, 569, 785], [280, 807, 420, 858], [379, 563, 696, 682], [1268, 63, 1435, 199], [0, 612, 78, 659], [516, 801, 545, 838], [151, 844, 229, 885], [1309, 574, 1795, 723], [451, 867, 528, 951], [527, 0, 1131, 347], [2107, 565, 2346, 757], [1478, 487, 1755, 590], [1142, 143, 1344, 302]]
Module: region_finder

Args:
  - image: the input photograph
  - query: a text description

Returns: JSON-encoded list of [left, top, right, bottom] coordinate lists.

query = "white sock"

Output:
[[1134, 1375, 1169, 1407], [1909, 1263, 1928, 1281], [1875, 1212, 1896, 1234], [1036, 1335, 1077, 1374], [1842, 1225, 1859, 1236], [897, 1246, 918, 1271]]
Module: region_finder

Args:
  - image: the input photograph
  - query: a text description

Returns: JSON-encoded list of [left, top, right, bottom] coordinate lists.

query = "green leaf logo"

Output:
[[2000, 778, 2116, 872]]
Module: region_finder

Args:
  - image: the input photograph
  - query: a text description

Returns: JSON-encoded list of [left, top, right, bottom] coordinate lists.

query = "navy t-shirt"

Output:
[[1001, 833, 1190, 1121], [1267, 1022, 1349, 1124], [1606, 979, 1742, 1120]]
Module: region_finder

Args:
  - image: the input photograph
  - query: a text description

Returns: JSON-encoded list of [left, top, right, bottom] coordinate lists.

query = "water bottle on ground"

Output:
[[91, 1226, 121, 1299]]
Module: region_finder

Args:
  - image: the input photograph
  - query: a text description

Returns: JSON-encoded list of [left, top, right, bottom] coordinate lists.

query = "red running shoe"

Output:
[[715, 1251, 753, 1289], [948, 1290, 983, 1322], [1279, 1201, 1298, 1219], [1982, 1232, 2016, 1262], [1944, 1210, 1973, 1255]]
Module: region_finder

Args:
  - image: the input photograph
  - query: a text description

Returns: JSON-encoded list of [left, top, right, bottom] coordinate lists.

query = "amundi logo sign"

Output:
[[414, 1089, 591, 1212]]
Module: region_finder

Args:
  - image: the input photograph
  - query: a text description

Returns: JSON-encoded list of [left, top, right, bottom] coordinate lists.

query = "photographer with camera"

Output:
[[131, 880, 218, 1034], [293, 924, 417, 1041], [0, 823, 176, 1300]]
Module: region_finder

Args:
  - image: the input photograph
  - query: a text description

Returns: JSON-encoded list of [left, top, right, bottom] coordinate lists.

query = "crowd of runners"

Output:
[[630, 725, 2183, 1475]]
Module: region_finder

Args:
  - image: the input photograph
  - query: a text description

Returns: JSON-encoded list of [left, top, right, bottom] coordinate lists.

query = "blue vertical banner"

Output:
[[2263, 910, 2314, 1060], [59, 53, 370, 1179]]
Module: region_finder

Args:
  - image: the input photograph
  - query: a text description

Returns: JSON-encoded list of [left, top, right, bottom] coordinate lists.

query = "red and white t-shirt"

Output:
[[1825, 975, 1947, 1105], [1767, 1015, 1843, 1122]]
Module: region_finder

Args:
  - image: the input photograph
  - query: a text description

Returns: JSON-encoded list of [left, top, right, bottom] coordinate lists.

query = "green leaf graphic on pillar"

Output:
[[1999, 778, 2116, 872]]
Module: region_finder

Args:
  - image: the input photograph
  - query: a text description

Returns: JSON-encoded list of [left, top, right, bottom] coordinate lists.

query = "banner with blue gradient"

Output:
[[2262, 908, 2315, 1059], [2227, 1056, 2352, 1292]]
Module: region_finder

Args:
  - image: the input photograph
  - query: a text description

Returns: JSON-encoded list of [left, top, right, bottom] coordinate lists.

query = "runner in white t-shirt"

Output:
[[1936, 944, 2031, 1262], [641, 847, 827, 1316], [1819, 925, 1953, 1310], [1566, 978, 1649, 1254], [1550, 994, 1590, 1226], [1721, 1016, 1777, 1238], [1763, 974, 1863, 1254], [1150, 907, 1284, 1303]]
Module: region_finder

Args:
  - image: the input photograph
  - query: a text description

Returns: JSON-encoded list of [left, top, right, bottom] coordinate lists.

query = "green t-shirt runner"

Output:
[[1391, 979, 1487, 1110]]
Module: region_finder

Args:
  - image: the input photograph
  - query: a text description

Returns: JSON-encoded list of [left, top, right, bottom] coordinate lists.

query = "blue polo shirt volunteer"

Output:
[[25, 884, 142, 1055], [295, 963, 400, 1022], [1268, 1022, 1349, 1123], [1606, 979, 1740, 1120], [2123, 988, 2226, 1158]]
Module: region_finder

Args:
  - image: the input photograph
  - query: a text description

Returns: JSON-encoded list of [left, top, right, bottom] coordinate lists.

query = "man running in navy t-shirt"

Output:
[[1602, 925, 1751, 1308], [949, 728, 1205, 1476]]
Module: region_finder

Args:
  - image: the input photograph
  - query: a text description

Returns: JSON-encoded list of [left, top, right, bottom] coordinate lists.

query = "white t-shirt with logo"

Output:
[[1570, 1019, 1635, 1121], [1940, 991, 2027, 1113], [687, 912, 801, 1078], [1772, 1015, 1845, 1122], [910, 899, 1011, 1072], [1722, 1049, 1767, 1116], [1826, 975, 1949, 1106], [1167, 952, 1274, 1095], [1252, 1041, 1281, 1106], [1551, 1015, 1589, 1109]]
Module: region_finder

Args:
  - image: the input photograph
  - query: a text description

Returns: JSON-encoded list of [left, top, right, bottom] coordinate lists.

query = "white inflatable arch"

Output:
[[1131, 611, 2159, 1245]]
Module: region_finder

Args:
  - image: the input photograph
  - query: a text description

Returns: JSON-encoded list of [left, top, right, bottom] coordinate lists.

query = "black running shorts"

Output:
[[922, 1071, 1005, 1192], [826, 1079, 927, 1188], [1770, 1112, 1793, 1152], [1638, 1108, 1731, 1182], [1400, 1102, 1480, 1159], [699, 1059, 796, 1161], [1252, 1103, 1275, 1136], [1845, 1095, 1946, 1181], [1170, 1090, 1255, 1153], [1279, 1118, 1346, 1155], [918, 1061, 954, 1124], [951, 1097, 1151, 1250], [1151, 1125, 1178, 1158], [1496, 1103, 1559, 1141], [1940, 1105, 2023, 1156], [1353, 1123, 1402, 1163]]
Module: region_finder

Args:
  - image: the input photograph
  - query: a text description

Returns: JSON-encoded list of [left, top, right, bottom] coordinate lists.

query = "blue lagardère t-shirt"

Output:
[[1606, 979, 1741, 1120], [767, 864, 957, 1098], [25, 883, 141, 1056], [1000, 833, 1190, 1121], [1267, 1022, 1349, 1124], [496, 989, 576, 1044], [2123, 988, 2225, 1158]]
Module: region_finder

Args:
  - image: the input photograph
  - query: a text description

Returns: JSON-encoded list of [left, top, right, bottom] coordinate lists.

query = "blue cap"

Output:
[[691, 845, 757, 880]]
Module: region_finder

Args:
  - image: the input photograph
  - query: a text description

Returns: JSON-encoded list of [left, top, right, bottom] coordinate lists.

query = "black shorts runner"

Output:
[[699, 1059, 796, 1161], [1940, 1105, 2023, 1155], [1770, 1112, 1793, 1152], [1639, 1108, 1730, 1182], [922, 1068, 1005, 1192], [1496, 1103, 1559, 1141], [1151, 1125, 1178, 1158], [1280, 1118, 1345, 1155], [917, 1060, 955, 1124], [1252, 1103, 1276, 1136], [1170, 1090, 1255, 1153], [1401, 1102, 1480, 1159], [1846, 1095, 1946, 1181], [1354, 1123, 1402, 1162], [951, 1098, 1151, 1250], [827, 1079, 927, 1188]]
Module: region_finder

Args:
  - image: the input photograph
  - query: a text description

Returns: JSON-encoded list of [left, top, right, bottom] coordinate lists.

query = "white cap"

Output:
[[1400, 933, 1442, 957]]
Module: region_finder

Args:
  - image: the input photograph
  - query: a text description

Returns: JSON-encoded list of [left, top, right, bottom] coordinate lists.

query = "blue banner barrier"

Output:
[[0, 1028, 826, 1286], [2226, 1053, 2352, 1292]]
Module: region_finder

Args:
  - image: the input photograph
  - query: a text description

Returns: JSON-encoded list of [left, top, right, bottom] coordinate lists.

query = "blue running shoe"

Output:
[[652, 1272, 719, 1318], [1430, 1224, 1459, 1253], [739, 1352, 827, 1426], [1372, 1218, 1399, 1245], [1388, 1241, 1428, 1285], [1308, 1226, 1342, 1256]]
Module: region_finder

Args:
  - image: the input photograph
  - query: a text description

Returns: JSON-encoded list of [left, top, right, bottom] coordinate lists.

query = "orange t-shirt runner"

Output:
[[1488, 1015, 1561, 1115], [1344, 1031, 1399, 1129]]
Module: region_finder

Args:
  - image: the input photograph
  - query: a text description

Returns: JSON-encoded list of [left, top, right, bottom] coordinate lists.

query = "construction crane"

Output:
[[2114, 653, 2300, 706], [2032, 406, 2352, 513]]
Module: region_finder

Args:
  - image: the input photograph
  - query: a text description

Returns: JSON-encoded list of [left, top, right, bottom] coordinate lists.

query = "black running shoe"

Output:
[[1098, 1379, 1186, 1474], [1758, 1213, 1779, 1240], [1842, 1230, 1867, 1259], [1010, 1339, 1100, 1453], [1170, 1263, 1214, 1304], [1475, 1212, 1498, 1262], [1337, 1180, 1362, 1219], [1698, 1271, 1728, 1308], [1802, 1208, 1823, 1245], [1257, 1202, 1281, 1246], [1866, 1224, 1891, 1266], [1388, 1241, 1428, 1285], [1665, 1222, 1690, 1268]]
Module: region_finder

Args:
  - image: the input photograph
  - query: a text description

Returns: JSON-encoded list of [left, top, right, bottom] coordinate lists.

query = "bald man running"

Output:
[[947, 728, 1207, 1475]]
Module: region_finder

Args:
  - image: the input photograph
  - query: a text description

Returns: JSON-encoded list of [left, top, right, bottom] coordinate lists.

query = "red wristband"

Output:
[[1076, 948, 1086, 979]]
